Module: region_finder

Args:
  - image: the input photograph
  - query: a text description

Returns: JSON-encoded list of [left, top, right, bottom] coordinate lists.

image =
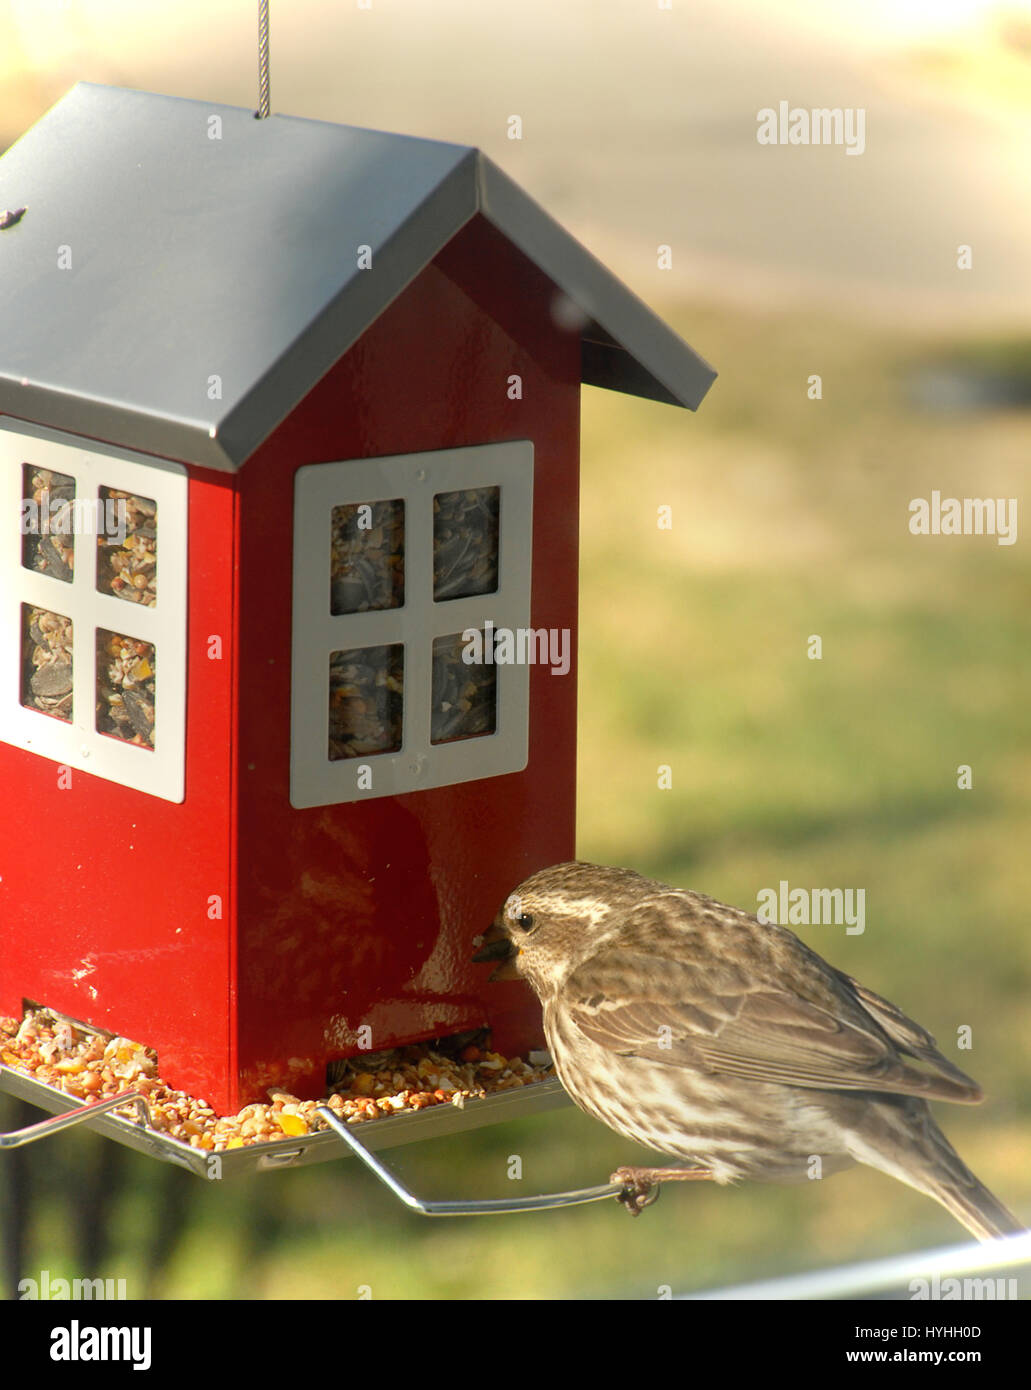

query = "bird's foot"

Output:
[[611, 1168, 661, 1216], [610, 1164, 715, 1217]]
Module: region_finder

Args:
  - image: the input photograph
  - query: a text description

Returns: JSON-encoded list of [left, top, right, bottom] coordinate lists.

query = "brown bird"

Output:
[[473, 861, 1024, 1243]]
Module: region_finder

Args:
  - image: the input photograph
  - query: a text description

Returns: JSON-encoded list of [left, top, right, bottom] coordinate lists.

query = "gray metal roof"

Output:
[[0, 83, 716, 472]]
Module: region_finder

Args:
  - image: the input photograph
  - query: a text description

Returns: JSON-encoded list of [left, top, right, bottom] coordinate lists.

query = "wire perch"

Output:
[[0, 1090, 151, 1149], [317, 1105, 623, 1215]]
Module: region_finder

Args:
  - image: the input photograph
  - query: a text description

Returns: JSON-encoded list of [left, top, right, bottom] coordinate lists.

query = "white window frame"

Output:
[[0, 419, 187, 803], [291, 441, 533, 808]]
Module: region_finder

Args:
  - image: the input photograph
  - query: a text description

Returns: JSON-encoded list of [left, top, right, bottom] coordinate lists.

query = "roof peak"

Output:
[[0, 83, 714, 470]]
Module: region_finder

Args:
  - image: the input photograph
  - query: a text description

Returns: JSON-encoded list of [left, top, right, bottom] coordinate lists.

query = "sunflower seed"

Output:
[[21, 607, 73, 721]]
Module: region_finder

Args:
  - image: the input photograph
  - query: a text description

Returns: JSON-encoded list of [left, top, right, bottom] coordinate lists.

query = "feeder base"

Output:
[[0, 1064, 570, 1178]]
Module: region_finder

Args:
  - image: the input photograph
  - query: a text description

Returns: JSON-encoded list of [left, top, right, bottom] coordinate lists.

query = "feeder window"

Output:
[[1, 421, 187, 802], [328, 643, 404, 759], [21, 605, 74, 723], [96, 487, 158, 607], [433, 488, 500, 600], [330, 499, 405, 614], [430, 631, 497, 743], [291, 442, 533, 807], [96, 630, 157, 749], [21, 465, 75, 581]]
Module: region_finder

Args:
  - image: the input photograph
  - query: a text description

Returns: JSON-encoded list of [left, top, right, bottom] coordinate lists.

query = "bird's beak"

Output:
[[472, 920, 522, 982]]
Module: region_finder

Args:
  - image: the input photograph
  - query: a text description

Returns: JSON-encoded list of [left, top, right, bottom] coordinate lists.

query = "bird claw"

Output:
[[611, 1168, 662, 1216]]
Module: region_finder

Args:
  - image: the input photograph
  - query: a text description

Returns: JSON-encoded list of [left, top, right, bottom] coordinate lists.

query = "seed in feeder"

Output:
[[330, 498, 404, 614], [30, 663, 72, 697], [21, 605, 74, 722], [96, 629, 156, 749], [430, 632, 497, 743], [95, 487, 158, 607], [39, 535, 73, 583], [328, 644, 403, 759], [21, 465, 76, 581], [432, 486, 500, 600], [123, 690, 155, 742], [2, 1008, 555, 1151]]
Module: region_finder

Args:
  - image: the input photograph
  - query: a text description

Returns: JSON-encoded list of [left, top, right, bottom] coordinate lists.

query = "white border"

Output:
[[0, 420, 188, 803], [291, 442, 533, 807]]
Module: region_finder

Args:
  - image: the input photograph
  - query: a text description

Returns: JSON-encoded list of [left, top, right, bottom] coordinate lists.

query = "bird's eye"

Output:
[[517, 912, 535, 932]]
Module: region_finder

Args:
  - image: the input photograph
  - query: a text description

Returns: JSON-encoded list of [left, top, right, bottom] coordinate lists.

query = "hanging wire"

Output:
[[256, 0, 270, 119]]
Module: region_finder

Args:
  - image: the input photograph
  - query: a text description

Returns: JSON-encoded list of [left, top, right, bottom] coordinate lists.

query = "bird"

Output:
[[472, 861, 1024, 1243]]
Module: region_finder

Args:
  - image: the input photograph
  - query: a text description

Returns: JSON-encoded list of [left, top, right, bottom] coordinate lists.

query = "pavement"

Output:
[[2, 0, 1030, 327]]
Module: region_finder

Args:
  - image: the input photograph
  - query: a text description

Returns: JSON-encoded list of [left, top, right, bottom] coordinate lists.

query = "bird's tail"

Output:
[[924, 1169, 1025, 1243], [848, 1099, 1026, 1244]]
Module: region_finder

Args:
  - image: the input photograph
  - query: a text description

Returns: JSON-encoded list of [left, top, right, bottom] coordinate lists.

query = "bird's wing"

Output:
[[564, 897, 982, 1104], [833, 971, 982, 1099]]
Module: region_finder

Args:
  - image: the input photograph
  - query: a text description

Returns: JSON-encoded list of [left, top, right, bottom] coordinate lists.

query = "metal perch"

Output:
[[317, 1105, 623, 1215]]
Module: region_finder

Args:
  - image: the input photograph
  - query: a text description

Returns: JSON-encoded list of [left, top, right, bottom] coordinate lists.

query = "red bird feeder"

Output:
[[0, 84, 714, 1122]]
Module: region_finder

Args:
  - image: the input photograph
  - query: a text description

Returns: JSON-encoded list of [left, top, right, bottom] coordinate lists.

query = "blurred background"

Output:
[[1, 0, 1029, 1298]]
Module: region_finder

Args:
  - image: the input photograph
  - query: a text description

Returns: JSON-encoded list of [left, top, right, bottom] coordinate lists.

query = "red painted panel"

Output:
[[233, 219, 580, 1104], [0, 445, 238, 1110]]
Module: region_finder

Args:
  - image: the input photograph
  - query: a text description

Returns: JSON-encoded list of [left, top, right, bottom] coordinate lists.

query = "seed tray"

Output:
[[0, 1062, 570, 1178]]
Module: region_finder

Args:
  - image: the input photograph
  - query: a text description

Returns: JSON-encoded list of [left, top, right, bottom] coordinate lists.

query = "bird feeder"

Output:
[[0, 83, 715, 1135]]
